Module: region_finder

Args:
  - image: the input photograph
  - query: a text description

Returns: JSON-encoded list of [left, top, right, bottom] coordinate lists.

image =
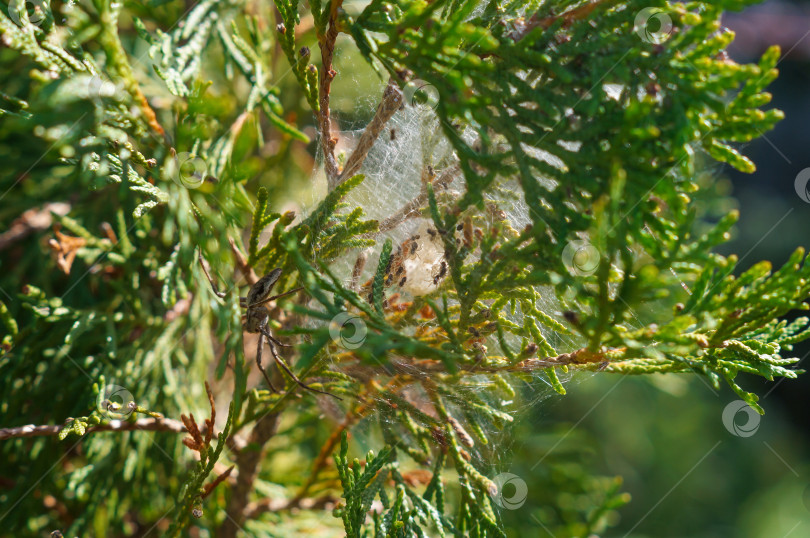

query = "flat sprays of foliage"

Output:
[[0, 0, 806, 536]]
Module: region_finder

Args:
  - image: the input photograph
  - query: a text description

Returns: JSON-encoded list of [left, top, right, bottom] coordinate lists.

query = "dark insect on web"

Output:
[[433, 260, 447, 285], [198, 252, 341, 400]]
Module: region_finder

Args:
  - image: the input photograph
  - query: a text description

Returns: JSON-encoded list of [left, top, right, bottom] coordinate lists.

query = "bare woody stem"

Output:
[[336, 79, 404, 187], [319, 5, 341, 186], [245, 493, 338, 519], [511, 0, 619, 41], [218, 412, 281, 538], [0, 417, 186, 441], [293, 377, 406, 501], [229, 237, 259, 285], [372, 163, 459, 235]]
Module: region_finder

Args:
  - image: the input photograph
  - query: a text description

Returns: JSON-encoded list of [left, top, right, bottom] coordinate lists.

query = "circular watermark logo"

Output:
[[634, 8, 673, 44], [490, 473, 528, 510], [794, 168, 810, 203], [562, 240, 600, 276], [329, 312, 367, 350], [168, 151, 207, 189], [8, 0, 47, 27], [97, 384, 136, 419], [403, 80, 439, 109], [86, 75, 117, 101], [721, 400, 760, 437]]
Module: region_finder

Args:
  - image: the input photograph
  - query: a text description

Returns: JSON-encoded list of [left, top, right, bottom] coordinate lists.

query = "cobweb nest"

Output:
[[304, 84, 581, 346], [298, 87, 591, 452]]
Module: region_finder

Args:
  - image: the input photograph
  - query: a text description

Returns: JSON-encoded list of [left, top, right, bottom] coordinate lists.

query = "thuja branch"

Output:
[[0, 417, 187, 441], [337, 347, 619, 382], [95, 0, 165, 138]]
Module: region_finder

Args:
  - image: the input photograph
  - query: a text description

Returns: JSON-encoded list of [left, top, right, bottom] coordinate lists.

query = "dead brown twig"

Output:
[[48, 228, 88, 275], [293, 377, 406, 502], [229, 237, 259, 285], [336, 79, 404, 187], [511, 0, 619, 41], [0, 417, 186, 442], [319, 3, 342, 186], [218, 412, 281, 538], [370, 163, 460, 236], [0, 202, 71, 251], [245, 493, 339, 518]]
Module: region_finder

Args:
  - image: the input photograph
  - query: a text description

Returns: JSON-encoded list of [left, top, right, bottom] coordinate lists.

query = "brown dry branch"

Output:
[[180, 413, 204, 452], [337, 79, 405, 186], [372, 163, 460, 235], [319, 2, 342, 185], [294, 377, 407, 502], [202, 465, 235, 499], [350, 251, 368, 292], [204, 381, 216, 446], [0, 417, 187, 441], [133, 85, 166, 139], [229, 237, 260, 285], [218, 412, 281, 538], [511, 0, 620, 41], [48, 229, 87, 275], [0, 202, 70, 251], [180, 382, 219, 453], [245, 493, 339, 518]]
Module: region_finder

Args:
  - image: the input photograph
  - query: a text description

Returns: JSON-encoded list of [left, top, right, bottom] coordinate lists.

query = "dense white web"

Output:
[[298, 82, 595, 478]]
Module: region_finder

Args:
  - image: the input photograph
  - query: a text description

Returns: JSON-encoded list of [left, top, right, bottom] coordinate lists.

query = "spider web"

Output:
[[296, 70, 597, 499]]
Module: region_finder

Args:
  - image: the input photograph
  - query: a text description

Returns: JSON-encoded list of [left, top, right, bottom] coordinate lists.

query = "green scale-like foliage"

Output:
[[0, 0, 806, 536]]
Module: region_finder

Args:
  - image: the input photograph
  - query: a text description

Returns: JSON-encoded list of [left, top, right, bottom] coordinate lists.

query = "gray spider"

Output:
[[198, 252, 339, 400]]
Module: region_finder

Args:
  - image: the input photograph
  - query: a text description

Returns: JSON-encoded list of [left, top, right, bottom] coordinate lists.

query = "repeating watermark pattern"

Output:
[[168, 151, 208, 189], [8, 0, 47, 27], [329, 312, 367, 350], [721, 400, 760, 437], [794, 168, 810, 203], [562, 240, 600, 276], [803, 483, 810, 512], [489, 472, 528, 510], [404, 80, 440, 109], [96, 384, 136, 420], [634, 7, 673, 44]]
